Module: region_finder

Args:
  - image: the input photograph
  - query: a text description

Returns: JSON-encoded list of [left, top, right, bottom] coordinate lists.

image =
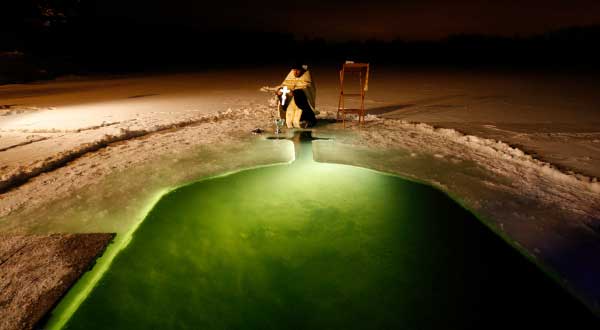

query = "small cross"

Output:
[[280, 86, 291, 106]]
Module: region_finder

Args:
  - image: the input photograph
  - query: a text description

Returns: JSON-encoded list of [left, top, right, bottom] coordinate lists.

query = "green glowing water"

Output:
[[57, 136, 597, 329]]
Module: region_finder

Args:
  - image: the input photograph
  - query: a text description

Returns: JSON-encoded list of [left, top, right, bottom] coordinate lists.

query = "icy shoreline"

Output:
[[1, 107, 599, 310], [315, 113, 600, 315], [0, 108, 244, 193], [1, 71, 599, 317]]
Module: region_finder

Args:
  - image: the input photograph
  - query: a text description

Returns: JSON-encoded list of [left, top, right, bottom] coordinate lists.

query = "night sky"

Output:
[[94, 0, 600, 40]]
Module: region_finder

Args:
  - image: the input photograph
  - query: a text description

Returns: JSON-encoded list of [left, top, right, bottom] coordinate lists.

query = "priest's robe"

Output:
[[278, 69, 317, 128]]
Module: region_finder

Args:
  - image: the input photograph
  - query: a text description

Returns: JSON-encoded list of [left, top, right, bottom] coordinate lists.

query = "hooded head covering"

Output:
[[291, 60, 307, 71]]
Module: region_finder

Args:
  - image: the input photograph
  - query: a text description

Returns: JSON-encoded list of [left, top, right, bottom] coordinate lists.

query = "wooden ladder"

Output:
[[337, 62, 370, 127]]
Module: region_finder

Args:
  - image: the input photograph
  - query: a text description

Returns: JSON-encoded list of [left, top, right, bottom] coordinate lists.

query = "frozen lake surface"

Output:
[[1, 67, 599, 177], [1, 67, 599, 319]]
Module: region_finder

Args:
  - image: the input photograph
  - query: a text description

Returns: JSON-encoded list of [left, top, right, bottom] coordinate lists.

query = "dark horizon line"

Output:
[[275, 24, 600, 43], [6, 12, 600, 44]]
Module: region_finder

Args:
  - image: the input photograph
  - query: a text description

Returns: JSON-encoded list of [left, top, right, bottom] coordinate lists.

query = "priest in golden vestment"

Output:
[[276, 62, 317, 128]]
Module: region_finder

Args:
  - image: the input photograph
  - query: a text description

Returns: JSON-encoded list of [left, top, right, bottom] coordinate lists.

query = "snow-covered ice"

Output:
[[0, 66, 599, 314]]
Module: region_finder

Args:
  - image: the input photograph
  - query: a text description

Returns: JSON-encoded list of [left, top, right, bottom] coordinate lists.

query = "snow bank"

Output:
[[410, 121, 599, 193], [317, 111, 599, 224], [0, 107, 275, 194]]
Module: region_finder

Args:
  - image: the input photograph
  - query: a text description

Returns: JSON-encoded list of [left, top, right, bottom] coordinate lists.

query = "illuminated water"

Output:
[[55, 132, 597, 329]]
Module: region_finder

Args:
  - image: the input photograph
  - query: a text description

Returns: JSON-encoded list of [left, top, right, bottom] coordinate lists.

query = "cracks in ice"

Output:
[[0, 136, 49, 152], [0, 107, 266, 194]]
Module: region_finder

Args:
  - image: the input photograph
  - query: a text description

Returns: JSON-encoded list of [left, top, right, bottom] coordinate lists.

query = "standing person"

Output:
[[276, 61, 318, 128]]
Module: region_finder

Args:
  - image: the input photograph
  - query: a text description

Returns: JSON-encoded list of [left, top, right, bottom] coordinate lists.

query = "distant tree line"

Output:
[[1, 1, 600, 80]]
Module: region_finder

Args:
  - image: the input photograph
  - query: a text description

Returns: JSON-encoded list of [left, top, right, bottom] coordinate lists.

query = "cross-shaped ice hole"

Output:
[[267, 130, 331, 163]]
